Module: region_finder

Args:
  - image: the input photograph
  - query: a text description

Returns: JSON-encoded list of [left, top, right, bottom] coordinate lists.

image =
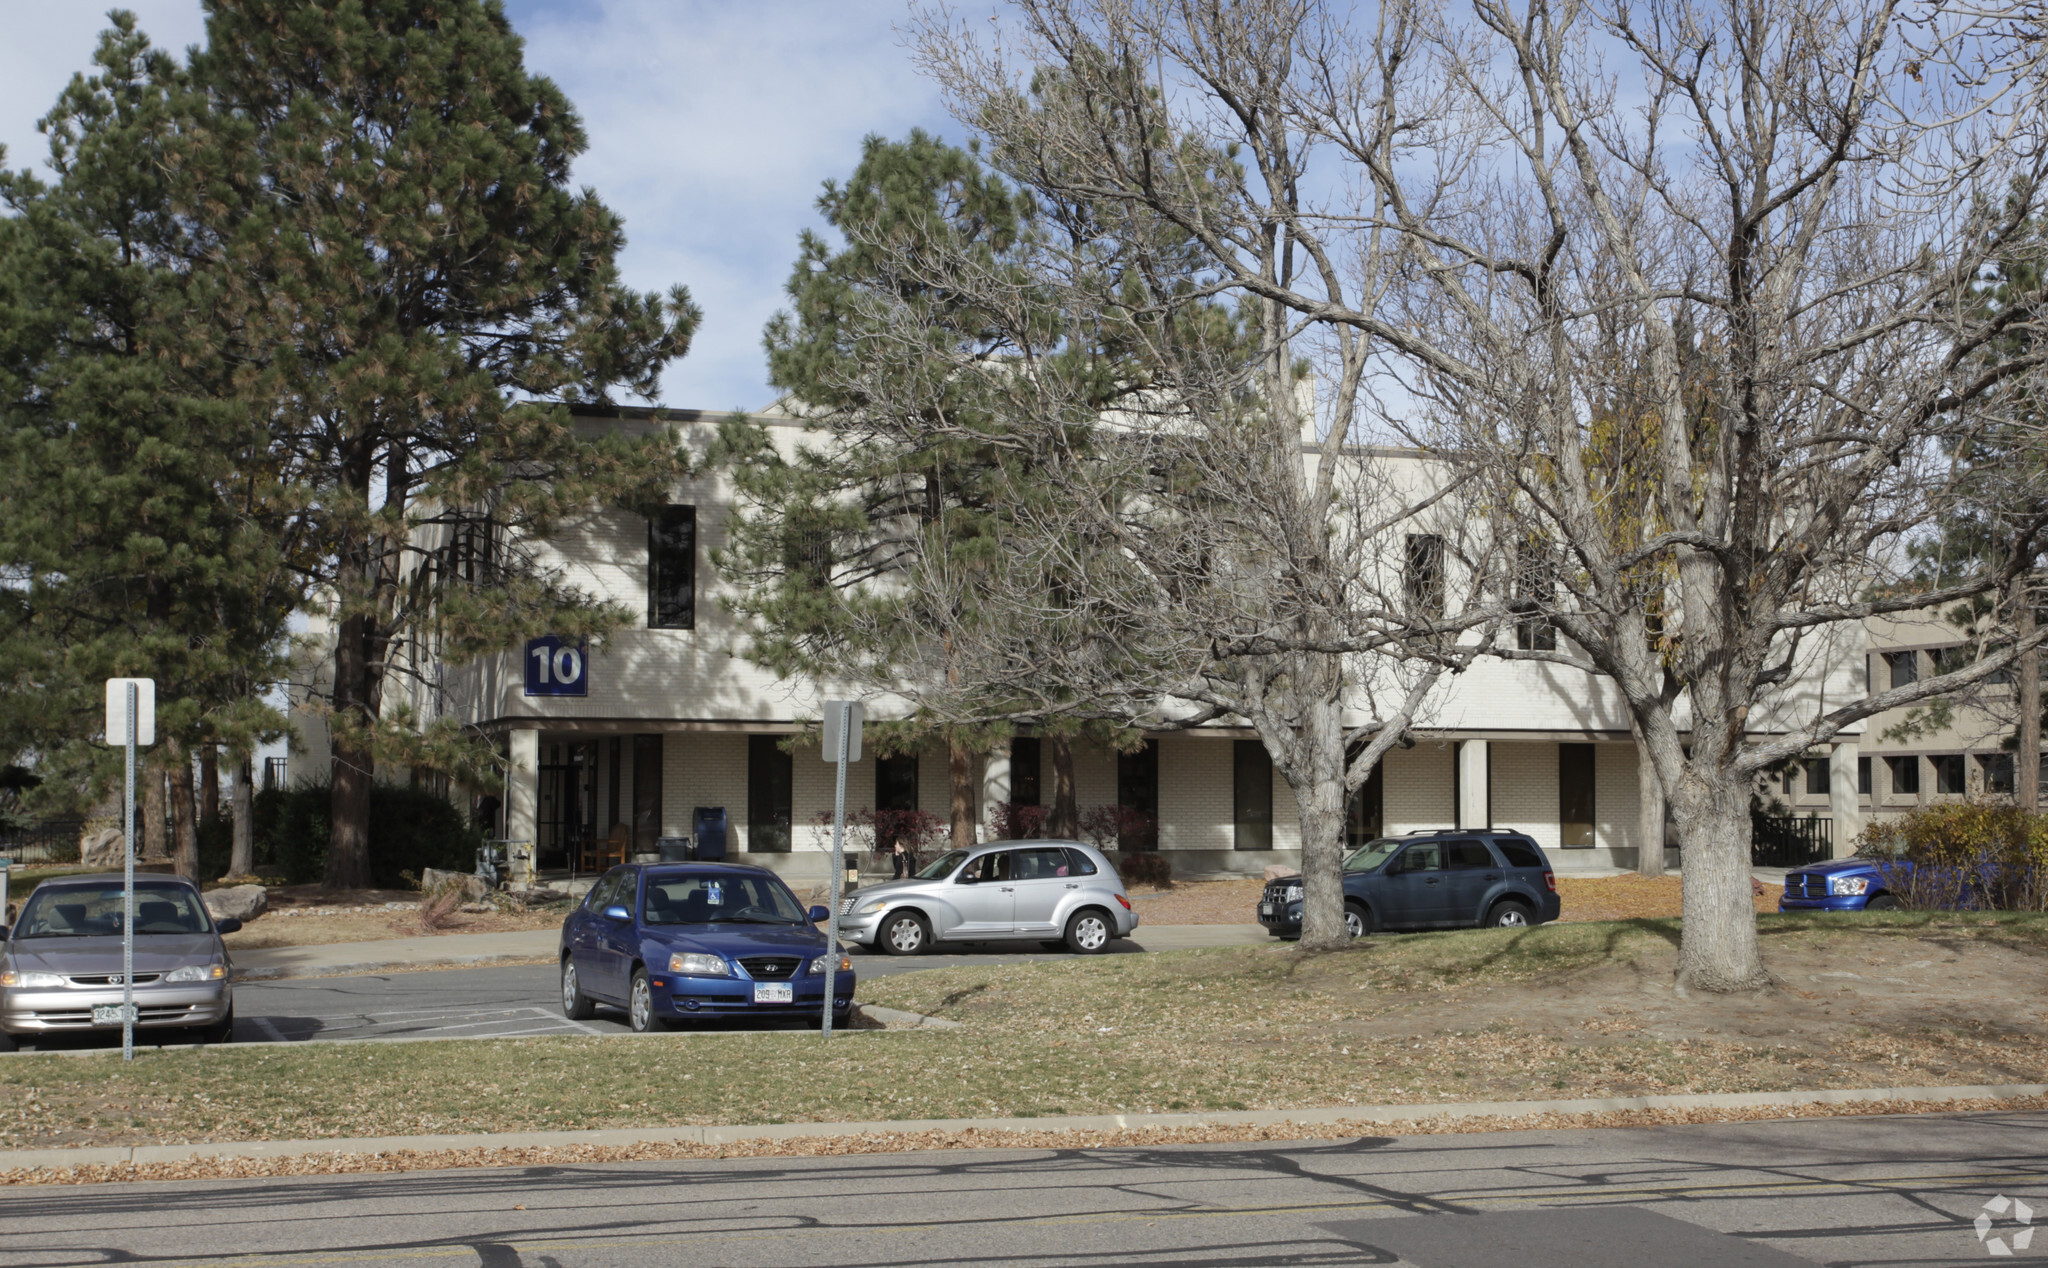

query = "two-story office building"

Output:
[[288, 405, 1874, 881]]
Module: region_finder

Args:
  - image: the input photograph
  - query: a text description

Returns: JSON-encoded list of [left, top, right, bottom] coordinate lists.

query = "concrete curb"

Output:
[[3, 1083, 2041, 1173]]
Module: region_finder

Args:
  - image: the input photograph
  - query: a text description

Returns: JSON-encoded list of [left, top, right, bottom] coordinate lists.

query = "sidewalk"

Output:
[[230, 924, 1271, 981]]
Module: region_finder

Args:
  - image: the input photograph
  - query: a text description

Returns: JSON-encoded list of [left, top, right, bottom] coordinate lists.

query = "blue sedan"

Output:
[[559, 863, 854, 1031]]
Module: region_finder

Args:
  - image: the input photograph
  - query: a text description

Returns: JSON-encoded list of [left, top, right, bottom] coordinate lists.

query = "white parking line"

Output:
[[252, 1016, 288, 1043]]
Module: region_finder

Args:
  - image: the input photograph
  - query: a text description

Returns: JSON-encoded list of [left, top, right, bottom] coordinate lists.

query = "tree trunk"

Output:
[[199, 744, 219, 824], [1293, 764, 1350, 951], [325, 610, 377, 892], [168, 741, 200, 882], [948, 738, 979, 850], [1633, 722, 1666, 878], [230, 754, 255, 879], [142, 762, 169, 861], [2019, 573, 2039, 812], [1046, 734, 1078, 837], [1672, 772, 1770, 991]]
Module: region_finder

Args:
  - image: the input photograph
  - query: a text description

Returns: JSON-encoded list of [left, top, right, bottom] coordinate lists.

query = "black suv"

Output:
[[1257, 830, 1560, 938]]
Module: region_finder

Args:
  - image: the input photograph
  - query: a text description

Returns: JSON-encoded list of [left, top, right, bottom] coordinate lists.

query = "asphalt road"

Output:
[[13, 943, 1148, 1050], [2, 1109, 2042, 1265]]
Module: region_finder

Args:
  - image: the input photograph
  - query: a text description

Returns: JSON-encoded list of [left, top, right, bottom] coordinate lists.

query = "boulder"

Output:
[[204, 884, 269, 924], [1262, 864, 1301, 882], [420, 868, 490, 902], [79, 828, 127, 869]]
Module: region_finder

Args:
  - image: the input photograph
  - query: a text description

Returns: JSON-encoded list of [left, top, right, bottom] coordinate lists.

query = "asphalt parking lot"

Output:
[[7, 942, 1150, 1051]]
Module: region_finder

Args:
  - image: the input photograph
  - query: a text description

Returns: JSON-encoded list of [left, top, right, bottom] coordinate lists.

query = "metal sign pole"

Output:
[[821, 701, 850, 1039], [122, 682, 136, 1062]]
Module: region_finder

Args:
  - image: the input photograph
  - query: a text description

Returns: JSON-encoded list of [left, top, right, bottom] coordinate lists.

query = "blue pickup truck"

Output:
[[1777, 857, 1904, 912]]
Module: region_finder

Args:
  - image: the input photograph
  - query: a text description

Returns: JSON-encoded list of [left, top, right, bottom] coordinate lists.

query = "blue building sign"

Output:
[[523, 637, 588, 697]]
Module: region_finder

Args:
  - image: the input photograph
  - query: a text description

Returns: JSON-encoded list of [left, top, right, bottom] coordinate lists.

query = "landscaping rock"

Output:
[[204, 884, 268, 924], [79, 828, 126, 869], [420, 868, 489, 902], [1262, 864, 1301, 882]]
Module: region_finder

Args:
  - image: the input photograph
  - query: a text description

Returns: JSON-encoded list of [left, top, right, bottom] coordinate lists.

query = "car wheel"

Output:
[[628, 967, 657, 1033], [1488, 899, 1534, 929], [1344, 901, 1374, 939], [1865, 893, 1901, 911], [880, 912, 930, 956], [1064, 909, 1112, 955], [561, 958, 597, 1020]]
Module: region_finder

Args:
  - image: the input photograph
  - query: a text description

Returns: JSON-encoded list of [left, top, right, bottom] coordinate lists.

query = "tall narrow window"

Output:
[[1558, 743, 1596, 847], [1345, 764, 1385, 849], [606, 736, 622, 832], [648, 506, 696, 629], [1884, 650, 1919, 689], [747, 735, 794, 853], [1405, 534, 1445, 618], [1514, 547, 1557, 651], [1117, 739, 1160, 850], [1009, 736, 1042, 806], [1858, 755, 1872, 796], [631, 734, 663, 853], [1233, 740, 1273, 851]]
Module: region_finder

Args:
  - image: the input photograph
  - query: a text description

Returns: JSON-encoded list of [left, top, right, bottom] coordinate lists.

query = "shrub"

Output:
[[251, 781, 477, 887], [988, 801, 1047, 840], [813, 806, 948, 870], [1852, 804, 2048, 911], [1113, 851, 1173, 889], [1079, 804, 1158, 853]]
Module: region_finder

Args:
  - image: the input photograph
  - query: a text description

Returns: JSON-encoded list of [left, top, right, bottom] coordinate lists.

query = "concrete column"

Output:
[[1829, 739, 1863, 858], [505, 728, 540, 854], [1457, 740, 1489, 830], [981, 741, 1011, 831]]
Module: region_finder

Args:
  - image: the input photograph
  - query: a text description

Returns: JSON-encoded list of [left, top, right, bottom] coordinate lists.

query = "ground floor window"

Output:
[[747, 735, 793, 852], [1886, 754, 1919, 796], [1558, 743, 1595, 847], [1931, 753, 1966, 795], [875, 753, 919, 811], [1803, 757, 1830, 797], [1233, 740, 1273, 851], [1010, 736, 1042, 805], [1117, 739, 1159, 850], [1346, 764, 1384, 848], [632, 734, 662, 853], [1858, 755, 1872, 796], [1980, 752, 2015, 795]]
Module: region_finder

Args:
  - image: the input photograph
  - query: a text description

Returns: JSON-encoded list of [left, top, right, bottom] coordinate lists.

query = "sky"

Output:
[[0, 0, 957, 412]]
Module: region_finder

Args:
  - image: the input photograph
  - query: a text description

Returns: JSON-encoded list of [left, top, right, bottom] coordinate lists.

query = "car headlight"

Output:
[[807, 956, 853, 974], [0, 970, 63, 988], [165, 963, 227, 982], [1284, 885, 1303, 902], [668, 952, 730, 976], [1830, 876, 1872, 896], [857, 899, 888, 915]]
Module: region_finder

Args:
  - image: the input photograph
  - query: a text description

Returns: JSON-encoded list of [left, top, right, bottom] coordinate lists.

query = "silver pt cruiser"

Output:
[[0, 874, 239, 1049], [838, 840, 1138, 955]]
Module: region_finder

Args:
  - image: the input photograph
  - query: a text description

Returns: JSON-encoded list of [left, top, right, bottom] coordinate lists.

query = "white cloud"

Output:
[[0, 0, 958, 411]]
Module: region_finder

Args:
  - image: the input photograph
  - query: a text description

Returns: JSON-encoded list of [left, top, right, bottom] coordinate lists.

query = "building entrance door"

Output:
[[538, 741, 597, 871]]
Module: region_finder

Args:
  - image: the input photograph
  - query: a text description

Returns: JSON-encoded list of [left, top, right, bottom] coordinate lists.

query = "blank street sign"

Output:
[[103, 679, 156, 747]]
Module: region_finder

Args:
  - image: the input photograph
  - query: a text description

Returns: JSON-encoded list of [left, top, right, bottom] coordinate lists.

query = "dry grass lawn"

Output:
[[1118, 872, 1779, 926], [0, 911, 2038, 1153]]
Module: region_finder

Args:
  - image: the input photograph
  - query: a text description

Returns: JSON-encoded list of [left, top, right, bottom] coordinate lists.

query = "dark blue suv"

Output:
[[559, 863, 854, 1030], [1257, 831, 1561, 938]]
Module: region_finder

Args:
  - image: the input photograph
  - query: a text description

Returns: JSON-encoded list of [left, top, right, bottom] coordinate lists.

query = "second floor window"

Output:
[[648, 506, 696, 629], [1884, 650, 1919, 689], [1405, 534, 1445, 618]]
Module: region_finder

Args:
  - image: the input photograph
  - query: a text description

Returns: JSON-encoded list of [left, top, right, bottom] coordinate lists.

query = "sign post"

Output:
[[104, 679, 154, 1062], [819, 700, 861, 1038]]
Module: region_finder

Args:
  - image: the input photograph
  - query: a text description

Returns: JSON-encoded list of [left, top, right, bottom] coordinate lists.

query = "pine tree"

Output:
[[172, 0, 697, 889], [0, 16, 294, 875]]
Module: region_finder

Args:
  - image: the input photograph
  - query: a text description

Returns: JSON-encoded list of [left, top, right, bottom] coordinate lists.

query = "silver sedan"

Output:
[[0, 874, 239, 1049], [838, 840, 1138, 955]]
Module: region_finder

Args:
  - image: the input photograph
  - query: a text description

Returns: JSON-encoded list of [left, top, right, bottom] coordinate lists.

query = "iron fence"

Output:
[[0, 819, 86, 866], [1751, 814, 1832, 869]]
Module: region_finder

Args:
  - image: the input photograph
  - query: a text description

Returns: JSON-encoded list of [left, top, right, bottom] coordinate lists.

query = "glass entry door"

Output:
[[538, 740, 597, 871]]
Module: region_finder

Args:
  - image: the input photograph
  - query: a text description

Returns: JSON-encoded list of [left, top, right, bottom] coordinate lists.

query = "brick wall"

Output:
[[1490, 741, 1557, 849], [1384, 742, 1455, 832]]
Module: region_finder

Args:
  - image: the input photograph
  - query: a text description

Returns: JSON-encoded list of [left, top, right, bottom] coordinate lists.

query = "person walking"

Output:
[[890, 839, 913, 879]]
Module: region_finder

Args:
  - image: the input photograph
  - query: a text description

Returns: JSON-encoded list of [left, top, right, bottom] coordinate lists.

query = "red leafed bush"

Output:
[[988, 800, 1048, 840]]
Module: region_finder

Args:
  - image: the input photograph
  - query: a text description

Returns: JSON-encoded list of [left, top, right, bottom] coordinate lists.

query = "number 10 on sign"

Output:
[[523, 637, 587, 697]]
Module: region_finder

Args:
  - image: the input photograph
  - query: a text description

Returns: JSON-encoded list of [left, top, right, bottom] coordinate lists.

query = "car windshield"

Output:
[[914, 849, 969, 880], [15, 884, 212, 938], [1342, 839, 1404, 872], [642, 875, 808, 926]]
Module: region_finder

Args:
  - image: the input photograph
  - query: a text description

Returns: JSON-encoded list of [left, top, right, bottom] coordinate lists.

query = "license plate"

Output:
[[92, 1004, 137, 1025], [1259, 903, 1274, 917], [752, 983, 793, 1004]]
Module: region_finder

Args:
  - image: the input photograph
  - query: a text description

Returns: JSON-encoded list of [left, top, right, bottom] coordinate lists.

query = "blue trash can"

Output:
[[693, 807, 727, 860]]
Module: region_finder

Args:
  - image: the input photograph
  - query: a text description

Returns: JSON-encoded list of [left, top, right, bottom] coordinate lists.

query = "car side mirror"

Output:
[[215, 917, 242, 935], [808, 905, 829, 923], [955, 873, 976, 884], [603, 905, 631, 921]]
